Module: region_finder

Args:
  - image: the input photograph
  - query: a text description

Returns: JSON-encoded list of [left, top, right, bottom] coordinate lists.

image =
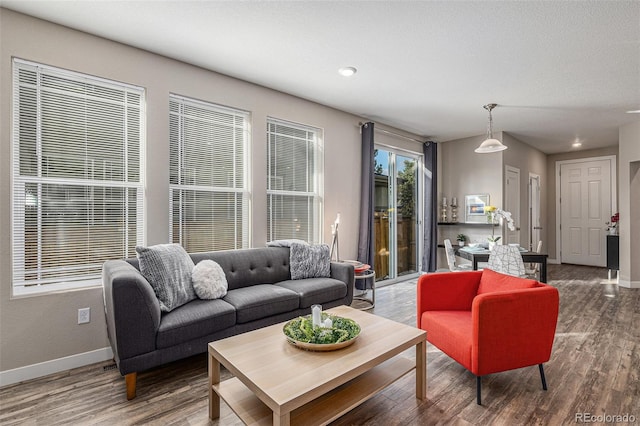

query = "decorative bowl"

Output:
[[468, 243, 479, 248], [283, 314, 361, 352]]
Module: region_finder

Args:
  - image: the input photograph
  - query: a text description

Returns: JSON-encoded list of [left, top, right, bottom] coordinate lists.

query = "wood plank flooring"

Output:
[[1, 264, 638, 425]]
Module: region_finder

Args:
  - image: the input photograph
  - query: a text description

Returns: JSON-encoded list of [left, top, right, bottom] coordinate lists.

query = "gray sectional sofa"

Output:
[[102, 246, 354, 399]]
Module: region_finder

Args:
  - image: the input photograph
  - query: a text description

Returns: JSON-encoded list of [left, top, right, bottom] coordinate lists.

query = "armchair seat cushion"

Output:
[[276, 278, 348, 308], [422, 311, 473, 371], [157, 298, 236, 349], [223, 284, 300, 323]]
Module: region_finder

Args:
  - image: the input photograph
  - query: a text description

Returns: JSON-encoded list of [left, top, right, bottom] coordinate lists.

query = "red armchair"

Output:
[[417, 268, 559, 405]]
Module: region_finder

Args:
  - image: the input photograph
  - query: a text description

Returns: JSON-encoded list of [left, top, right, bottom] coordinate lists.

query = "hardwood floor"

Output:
[[1, 264, 638, 425]]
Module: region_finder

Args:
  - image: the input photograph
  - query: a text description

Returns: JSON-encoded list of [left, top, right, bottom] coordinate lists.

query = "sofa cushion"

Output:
[[422, 311, 473, 371], [191, 248, 291, 290], [192, 260, 228, 299], [156, 298, 236, 349], [136, 243, 197, 312], [289, 243, 330, 279], [477, 268, 538, 295], [276, 278, 347, 308], [223, 284, 300, 323]]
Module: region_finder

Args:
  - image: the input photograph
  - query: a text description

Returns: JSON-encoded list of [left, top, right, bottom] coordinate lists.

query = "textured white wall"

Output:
[[619, 120, 640, 287], [0, 9, 402, 373]]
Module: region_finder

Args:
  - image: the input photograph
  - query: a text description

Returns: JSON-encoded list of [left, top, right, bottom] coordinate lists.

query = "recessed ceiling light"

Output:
[[338, 67, 357, 77], [626, 109, 640, 113], [572, 142, 582, 148]]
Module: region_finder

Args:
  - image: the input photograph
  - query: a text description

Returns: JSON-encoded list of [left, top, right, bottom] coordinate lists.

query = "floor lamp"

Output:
[[330, 213, 340, 262]]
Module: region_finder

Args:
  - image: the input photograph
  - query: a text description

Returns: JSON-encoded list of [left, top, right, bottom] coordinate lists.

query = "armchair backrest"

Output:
[[477, 268, 538, 294]]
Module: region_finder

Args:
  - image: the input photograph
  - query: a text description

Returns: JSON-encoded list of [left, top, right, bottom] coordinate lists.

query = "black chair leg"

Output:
[[476, 376, 482, 405], [539, 364, 547, 390]]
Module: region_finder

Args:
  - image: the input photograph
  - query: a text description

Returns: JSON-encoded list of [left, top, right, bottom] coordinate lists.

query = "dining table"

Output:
[[456, 246, 549, 283]]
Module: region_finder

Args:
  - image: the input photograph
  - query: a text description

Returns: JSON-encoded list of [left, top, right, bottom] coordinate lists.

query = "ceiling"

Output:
[[2, 1, 639, 154]]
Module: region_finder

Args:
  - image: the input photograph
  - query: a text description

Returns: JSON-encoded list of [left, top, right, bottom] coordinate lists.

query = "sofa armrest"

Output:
[[102, 260, 161, 366], [417, 271, 482, 328], [330, 262, 355, 304], [472, 284, 559, 376]]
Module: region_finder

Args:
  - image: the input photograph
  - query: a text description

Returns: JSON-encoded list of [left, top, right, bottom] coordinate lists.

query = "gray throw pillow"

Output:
[[191, 259, 228, 299], [136, 243, 196, 312], [289, 242, 331, 280]]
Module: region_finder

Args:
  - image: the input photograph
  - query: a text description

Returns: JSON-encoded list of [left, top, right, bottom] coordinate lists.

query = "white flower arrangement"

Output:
[[484, 206, 515, 242]]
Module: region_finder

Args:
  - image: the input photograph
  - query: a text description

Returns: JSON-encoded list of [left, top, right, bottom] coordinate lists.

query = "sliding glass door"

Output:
[[374, 147, 421, 282]]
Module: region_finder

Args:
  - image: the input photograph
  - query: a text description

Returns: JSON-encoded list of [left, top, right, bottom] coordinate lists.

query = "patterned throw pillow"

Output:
[[136, 243, 196, 312], [191, 259, 228, 299], [289, 242, 331, 280]]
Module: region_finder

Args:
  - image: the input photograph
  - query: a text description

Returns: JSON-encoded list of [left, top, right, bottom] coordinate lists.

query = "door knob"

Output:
[[533, 226, 543, 230]]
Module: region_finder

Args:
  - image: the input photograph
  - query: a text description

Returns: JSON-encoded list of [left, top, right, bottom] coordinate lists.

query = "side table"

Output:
[[354, 269, 375, 310]]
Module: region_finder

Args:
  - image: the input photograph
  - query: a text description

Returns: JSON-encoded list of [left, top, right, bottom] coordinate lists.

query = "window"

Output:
[[169, 95, 250, 252], [12, 59, 145, 295], [267, 118, 323, 243]]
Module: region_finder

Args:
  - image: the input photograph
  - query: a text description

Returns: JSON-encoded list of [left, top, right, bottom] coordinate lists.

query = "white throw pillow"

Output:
[[191, 260, 228, 299]]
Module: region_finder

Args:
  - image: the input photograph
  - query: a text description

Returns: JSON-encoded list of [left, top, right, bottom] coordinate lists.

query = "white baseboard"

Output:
[[0, 347, 114, 387], [618, 279, 640, 289]]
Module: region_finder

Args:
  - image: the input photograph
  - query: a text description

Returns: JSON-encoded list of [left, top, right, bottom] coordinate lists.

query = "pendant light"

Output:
[[475, 103, 507, 153]]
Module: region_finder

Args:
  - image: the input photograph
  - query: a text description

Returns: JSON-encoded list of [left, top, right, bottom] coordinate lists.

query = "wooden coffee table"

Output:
[[208, 305, 426, 426]]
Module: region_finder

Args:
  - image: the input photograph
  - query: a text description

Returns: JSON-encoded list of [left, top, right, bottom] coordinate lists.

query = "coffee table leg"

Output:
[[416, 340, 427, 400], [273, 412, 290, 426], [209, 351, 221, 420]]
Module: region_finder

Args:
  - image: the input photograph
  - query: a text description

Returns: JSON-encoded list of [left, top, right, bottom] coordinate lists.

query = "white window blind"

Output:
[[12, 59, 145, 295], [267, 118, 323, 243], [169, 95, 250, 252]]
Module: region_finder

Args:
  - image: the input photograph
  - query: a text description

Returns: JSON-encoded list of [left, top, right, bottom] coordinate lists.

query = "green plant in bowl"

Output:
[[283, 314, 360, 345]]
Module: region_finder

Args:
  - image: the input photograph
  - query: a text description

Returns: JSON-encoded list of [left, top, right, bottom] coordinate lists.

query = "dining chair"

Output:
[[444, 239, 473, 272], [525, 240, 543, 279], [487, 245, 526, 277]]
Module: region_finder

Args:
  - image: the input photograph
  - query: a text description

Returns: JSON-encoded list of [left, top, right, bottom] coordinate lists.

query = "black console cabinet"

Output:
[[606, 235, 619, 279]]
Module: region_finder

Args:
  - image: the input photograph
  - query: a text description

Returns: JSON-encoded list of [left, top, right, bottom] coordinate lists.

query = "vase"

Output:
[[608, 228, 618, 235], [488, 242, 496, 251]]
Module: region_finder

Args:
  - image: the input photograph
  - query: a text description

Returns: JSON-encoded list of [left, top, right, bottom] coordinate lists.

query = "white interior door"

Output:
[[529, 173, 542, 251], [559, 158, 612, 266], [505, 166, 520, 245]]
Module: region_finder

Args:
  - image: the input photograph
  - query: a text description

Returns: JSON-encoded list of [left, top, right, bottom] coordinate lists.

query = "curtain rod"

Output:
[[359, 122, 430, 144]]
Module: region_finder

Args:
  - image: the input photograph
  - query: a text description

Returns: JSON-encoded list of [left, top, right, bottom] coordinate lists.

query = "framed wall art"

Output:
[[465, 194, 490, 223]]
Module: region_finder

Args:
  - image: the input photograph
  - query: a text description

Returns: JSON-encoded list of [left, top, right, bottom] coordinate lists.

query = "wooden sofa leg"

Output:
[[476, 376, 482, 405], [125, 372, 137, 400], [539, 364, 547, 391]]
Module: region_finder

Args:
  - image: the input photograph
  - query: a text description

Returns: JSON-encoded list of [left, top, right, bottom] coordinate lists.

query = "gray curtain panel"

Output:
[[357, 122, 375, 290], [422, 141, 438, 272]]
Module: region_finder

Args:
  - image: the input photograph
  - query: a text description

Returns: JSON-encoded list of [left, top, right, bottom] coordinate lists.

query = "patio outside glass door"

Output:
[[373, 147, 421, 282]]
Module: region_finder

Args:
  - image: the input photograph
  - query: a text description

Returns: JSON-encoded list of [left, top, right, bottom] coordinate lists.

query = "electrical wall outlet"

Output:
[[78, 307, 91, 324]]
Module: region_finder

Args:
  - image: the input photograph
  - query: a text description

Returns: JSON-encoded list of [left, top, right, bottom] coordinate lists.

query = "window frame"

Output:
[[266, 117, 324, 244], [169, 94, 251, 252], [11, 58, 146, 296]]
